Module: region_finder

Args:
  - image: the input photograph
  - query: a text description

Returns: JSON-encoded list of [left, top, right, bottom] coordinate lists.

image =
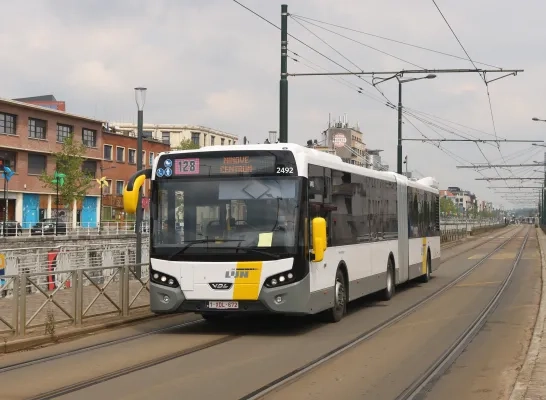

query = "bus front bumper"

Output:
[[150, 273, 312, 315]]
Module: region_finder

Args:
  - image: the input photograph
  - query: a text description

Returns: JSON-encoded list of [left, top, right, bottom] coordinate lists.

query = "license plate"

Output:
[[208, 301, 239, 309]]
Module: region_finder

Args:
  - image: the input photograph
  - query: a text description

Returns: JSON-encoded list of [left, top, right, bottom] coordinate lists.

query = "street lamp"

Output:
[[373, 73, 436, 174], [135, 87, 147, 279]]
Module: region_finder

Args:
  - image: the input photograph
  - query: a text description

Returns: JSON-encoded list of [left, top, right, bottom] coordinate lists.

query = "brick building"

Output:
[[100, 126, 171, 222], [0, 97, 103, 228]]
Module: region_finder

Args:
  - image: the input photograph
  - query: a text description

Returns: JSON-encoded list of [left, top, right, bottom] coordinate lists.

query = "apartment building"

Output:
[[0, 97, 103, 228], [106, 123, 238, 149], [100, 126, 170, 222]]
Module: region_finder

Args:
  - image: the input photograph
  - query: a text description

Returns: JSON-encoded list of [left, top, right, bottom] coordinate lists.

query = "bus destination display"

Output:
[[172, 155, 276, 176]]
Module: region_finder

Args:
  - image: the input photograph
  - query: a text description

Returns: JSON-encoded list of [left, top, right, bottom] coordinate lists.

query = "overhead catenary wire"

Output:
[[233, 0, 525, 196], [290, 14, 502, 69]]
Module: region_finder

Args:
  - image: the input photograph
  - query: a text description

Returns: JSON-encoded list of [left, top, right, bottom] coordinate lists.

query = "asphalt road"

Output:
[[0, 225, 536, 400]]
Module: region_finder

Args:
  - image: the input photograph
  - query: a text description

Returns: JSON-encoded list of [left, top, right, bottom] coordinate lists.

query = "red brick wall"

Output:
[[100, 131, 170, 197], [0, 101, 103, 196]]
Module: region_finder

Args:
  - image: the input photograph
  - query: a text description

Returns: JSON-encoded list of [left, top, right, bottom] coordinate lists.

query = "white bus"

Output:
[[123, 143, 441, 323]]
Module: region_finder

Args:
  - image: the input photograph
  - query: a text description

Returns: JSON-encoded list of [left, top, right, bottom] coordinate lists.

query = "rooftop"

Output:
[[0, 97, 104, 124]]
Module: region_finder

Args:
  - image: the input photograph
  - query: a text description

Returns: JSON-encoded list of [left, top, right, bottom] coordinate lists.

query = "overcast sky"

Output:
[[3, 0, 545, 209]]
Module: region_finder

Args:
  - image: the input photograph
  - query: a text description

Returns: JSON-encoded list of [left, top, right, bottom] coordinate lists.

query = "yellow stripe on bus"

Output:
[[232, 261, 263, 300], [421, 237, 427, 275]]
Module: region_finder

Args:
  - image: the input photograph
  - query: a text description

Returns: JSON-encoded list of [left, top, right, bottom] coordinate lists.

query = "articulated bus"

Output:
[[123, 143, 441, 323]]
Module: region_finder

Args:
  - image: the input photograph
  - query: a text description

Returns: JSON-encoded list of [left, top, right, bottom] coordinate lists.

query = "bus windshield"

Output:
[[151, 177, 301, 258]]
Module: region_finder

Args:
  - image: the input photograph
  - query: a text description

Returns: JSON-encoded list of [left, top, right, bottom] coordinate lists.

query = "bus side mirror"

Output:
[[123, 168, 152, 214], [312, 217, 327, 262]]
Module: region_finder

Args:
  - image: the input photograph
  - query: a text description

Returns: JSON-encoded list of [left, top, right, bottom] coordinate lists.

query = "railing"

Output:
[[0, 221, 150, 238], [0, 263, 150, 337], [0, 242, 150, 276]]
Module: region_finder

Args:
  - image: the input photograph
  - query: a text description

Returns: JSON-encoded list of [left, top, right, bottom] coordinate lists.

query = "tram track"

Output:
[[240, 226, 527, 400], [26, 334, 242, 400], [395, 228, 530, 400], [0, 226, 521, 399], [0, 226, 514, 375]]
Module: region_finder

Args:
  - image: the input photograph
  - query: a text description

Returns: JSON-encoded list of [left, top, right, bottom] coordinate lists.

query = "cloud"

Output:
[[1, 0, 544, 209]]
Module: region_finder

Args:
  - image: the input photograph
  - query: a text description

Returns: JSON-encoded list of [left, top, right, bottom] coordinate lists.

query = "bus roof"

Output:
[[156, 143, 439, 193]]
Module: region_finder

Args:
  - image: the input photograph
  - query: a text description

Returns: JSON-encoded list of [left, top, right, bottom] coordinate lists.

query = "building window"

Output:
[[28, 118, 46, 139], [142, 150, 146, 166], [228, 140, 231, 145], [0, 113, 16, 135], [116, 146, 125, 162], [210, 136, 215, 146], [82, 160, 97, 178], [105, 179, 112, 194], [116, 180, 124, 195], [82, 128, 97, 147], [0, 149, 16, 171], [221, 138, 225, 146], [28, 153, 47, 175], [162, 131, 170, 145], [57, 124, 72, 142], [103, 145, 113, 160], [191, 132, 200, 146], [149, 152, 154, 166], [128, 149, 136, 164]]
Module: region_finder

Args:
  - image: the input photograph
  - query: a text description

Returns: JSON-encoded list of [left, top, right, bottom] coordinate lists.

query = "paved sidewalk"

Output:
[[510, 227, 546, 400]]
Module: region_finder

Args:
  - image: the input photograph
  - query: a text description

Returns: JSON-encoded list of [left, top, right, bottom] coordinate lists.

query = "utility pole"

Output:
[[279, 4, 288, 143], [135, 87, 147, 280]]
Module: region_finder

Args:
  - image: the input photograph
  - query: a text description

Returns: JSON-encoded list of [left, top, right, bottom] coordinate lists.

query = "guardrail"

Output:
[[0, 221, 150, 238], [0, 263, 150, 337]]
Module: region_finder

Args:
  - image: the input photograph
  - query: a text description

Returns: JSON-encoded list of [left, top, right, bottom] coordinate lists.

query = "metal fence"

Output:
[[1, 221, 149, 238], [0, 241, 150, 276], [0, 263, 150, 337]]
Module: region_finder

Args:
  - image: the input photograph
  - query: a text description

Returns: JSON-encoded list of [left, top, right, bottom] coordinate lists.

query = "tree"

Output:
[[440, 197, 457, 215], [39, 134, 93, 210], [173, 139, 200, 150]]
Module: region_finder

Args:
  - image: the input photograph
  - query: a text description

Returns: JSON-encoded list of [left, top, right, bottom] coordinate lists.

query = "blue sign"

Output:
[[1, 166, 14, 182], [164, 167, 172, 177], [156, 168, 165, 177], [164, 159, 173, 168]]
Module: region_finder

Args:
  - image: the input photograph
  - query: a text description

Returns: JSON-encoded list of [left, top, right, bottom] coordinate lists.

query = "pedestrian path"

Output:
[[510, 227, 546, 400]]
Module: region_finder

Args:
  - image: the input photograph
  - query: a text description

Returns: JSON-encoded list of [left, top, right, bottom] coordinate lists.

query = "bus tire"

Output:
[[324, 268, 347, 323], [419, 251, 432, 283], [380, 258, 395, 301]]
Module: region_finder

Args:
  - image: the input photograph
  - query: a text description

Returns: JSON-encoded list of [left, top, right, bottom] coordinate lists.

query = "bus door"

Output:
[[395, 177, 409, 283]]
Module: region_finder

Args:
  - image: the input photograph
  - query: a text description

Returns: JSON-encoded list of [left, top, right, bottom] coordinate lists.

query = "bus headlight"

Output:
[[265, 271, 296, 288], [150, 268, 180, 288]]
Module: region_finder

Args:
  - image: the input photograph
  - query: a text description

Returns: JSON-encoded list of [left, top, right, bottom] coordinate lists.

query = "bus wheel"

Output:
[[419, 253, 432, 283], [324, 268, 347, 323], [380, 258, 395, 301]]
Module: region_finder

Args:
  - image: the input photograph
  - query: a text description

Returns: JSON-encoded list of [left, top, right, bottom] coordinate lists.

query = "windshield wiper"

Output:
[[235, 247, 280, 259], [169, 239, 242, 259]]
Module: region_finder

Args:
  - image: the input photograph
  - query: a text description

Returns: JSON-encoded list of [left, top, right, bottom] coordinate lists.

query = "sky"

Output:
[[2, 0, 546, 209]]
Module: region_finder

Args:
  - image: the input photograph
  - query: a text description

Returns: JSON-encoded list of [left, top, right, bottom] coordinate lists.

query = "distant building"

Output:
[[367, 149, 389, 171], [13, 95, 66, 112], [107, 123, 238, 149], [322, 114, 368, 167]]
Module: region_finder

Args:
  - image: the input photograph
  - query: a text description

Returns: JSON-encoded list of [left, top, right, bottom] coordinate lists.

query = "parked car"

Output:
[[30, 219, 67, 235], [0, 220, 23, 236]]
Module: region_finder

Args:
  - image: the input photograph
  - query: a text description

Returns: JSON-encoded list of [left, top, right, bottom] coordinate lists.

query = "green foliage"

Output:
[[173, 138, 200, 150], [39, 134, 93, 207], [440, 197, 457, 215]]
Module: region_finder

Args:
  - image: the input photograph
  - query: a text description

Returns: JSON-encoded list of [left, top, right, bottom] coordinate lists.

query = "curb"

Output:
[[509, 228, 546, 400], [0, 312, 163, 354]]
